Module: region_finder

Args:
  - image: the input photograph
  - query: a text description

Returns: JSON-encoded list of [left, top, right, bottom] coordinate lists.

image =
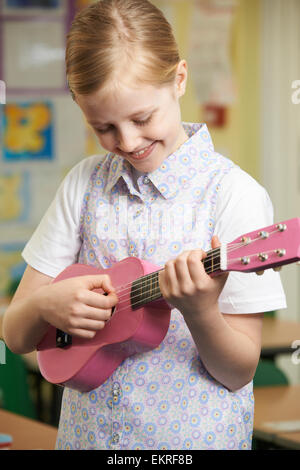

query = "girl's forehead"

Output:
[[77, 80, 169, 125], [98, 76, 165, 100], [77, 80, 172, 118]]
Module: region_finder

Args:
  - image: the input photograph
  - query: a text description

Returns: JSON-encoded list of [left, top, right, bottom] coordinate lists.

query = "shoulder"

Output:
[[217, 166, 269, 206], [214, 167, 274, 242], [21, 154, 108, 277], [59, 154, 108, 206], [65, 153, 107, 186], [41, 153, 108, 230]]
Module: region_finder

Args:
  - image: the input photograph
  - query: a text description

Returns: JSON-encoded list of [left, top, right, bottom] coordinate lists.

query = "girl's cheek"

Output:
[[97, 134, 114, 151], [148, 124, 165, 142]]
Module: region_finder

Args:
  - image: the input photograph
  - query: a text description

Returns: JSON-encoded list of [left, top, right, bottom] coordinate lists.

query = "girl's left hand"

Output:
[[158, 236, 228, 319]]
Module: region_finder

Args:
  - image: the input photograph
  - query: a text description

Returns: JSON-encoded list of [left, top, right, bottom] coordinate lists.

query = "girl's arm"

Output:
[[3, 265, 118, 355], [159, 236, 263, 392], [183, 310, 263, 392], [3, 266, 55, 354]]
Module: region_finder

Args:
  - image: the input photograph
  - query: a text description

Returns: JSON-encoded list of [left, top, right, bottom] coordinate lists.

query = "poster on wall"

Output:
[[0, 171, 30, 224], [1, 0, 66, 15], [2, 101, 54, 161], [2, 20, 66, 91], [0, 242, 27, 297], [0, 167, 65, 228], [188, 0, 237, 107]]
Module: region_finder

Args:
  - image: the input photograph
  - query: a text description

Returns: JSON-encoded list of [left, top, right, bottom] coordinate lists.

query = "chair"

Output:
[[252, 359, 289, 449], [253, 359, 289, 387], [0, 347, 36, 419], [0, 278, 36, 419]]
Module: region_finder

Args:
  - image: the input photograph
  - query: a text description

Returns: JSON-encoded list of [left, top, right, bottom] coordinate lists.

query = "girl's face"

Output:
[[75, 61, 188, 173]]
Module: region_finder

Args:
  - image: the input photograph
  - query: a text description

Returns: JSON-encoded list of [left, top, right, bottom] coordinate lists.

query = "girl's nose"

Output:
[[117, 127, 140, 153]]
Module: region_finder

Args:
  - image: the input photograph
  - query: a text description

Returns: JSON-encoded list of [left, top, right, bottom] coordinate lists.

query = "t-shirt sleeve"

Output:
[[22, 155, 102, 278], [214, 167, 287, 314]]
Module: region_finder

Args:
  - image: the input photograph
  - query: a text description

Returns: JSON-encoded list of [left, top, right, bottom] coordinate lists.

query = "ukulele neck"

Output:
[[130, 247, 223, 309]]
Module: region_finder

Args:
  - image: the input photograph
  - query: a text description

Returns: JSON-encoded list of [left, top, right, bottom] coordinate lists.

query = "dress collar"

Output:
[[104, 123, 214, 199]]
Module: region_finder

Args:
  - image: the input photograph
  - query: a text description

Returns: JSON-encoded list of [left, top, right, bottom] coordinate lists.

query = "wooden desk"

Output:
[[0, 312, 62, 427], [261, 317, 300, 359], [254, 384, 300, 449], [0, 409, 58, 450]]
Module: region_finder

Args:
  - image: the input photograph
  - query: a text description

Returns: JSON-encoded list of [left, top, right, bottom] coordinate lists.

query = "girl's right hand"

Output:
[[36, 274, 118, 339]]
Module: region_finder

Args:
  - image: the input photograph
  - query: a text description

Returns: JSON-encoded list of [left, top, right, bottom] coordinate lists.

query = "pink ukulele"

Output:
[[37, 218, 300, 392]]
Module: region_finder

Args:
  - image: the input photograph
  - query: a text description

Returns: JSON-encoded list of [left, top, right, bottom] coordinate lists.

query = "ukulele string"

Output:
[[112, 258, 222, 315], [114, 244, 281, 315], [107, 227, 282, 305], [111, 254, 236, 314], [110, 239, 252, 303], [110, 241, 243, 302]]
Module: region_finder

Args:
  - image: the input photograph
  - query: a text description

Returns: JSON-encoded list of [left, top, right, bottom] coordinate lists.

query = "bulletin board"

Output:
[[0, 0, 237, 298], [0, 0, 95, 297]]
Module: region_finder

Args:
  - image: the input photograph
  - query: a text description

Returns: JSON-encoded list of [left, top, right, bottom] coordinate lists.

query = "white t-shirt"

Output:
[[22, 153, 287, 314]]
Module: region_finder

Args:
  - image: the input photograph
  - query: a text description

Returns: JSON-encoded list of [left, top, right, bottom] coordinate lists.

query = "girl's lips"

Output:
[[127, 141, 156, 160]]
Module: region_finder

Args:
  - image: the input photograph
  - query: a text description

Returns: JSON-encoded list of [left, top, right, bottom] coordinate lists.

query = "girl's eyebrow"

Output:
[[130, 107, 158, 119], [88, 107, 158, 126]]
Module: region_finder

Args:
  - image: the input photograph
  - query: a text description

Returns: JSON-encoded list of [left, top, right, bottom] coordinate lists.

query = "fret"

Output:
[[148, 275, 152, 302], [131, 272, 162, 309], [152, 272, 161, 301], [203, 248, 220, 275], [130, 249, 221, 310]]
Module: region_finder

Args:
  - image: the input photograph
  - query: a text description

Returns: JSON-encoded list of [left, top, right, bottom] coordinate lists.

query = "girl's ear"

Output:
[[175, 60, 188, 98]]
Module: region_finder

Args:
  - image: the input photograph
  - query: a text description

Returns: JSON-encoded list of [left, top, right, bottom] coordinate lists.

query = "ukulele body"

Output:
[[37, 257, 171, 392]]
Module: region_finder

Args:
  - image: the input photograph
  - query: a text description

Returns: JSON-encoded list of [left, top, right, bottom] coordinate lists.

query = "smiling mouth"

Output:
[[127, 142, 156, 160]]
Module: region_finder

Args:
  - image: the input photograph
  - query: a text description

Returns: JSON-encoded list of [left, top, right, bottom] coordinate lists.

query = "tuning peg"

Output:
[[273, 266, 282, 272], [256, 270, 265, 276]]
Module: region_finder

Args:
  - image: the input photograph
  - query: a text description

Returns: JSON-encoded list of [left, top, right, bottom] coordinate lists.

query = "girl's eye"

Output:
[[95, 115, 152, 134], [134, 115, 152, 127], [95, 125, 114, 134]]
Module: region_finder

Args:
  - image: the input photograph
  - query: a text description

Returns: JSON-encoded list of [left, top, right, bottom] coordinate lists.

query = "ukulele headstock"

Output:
[[224, 218, 300, 274]]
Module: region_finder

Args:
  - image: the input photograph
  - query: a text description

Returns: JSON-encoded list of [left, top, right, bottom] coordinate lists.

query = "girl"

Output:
[[3, 0, 286, 450]]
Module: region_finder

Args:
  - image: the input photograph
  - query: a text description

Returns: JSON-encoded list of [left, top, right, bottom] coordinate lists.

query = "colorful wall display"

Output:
[[0, 242, 27, 297], [2, 0, 66, 17], [5, 1, 61, 8], [0, 1, 79, 297], [0, 0, 240, 299], [2, 101, 54, 161], [0, 171, 30, 224]]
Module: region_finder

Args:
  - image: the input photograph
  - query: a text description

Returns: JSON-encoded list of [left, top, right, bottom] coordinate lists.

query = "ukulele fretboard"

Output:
[[130, 248, 221, 309]]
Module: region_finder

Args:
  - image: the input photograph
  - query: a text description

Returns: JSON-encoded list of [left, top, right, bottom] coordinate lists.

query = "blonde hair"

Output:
[[66, 0, 181, 98]]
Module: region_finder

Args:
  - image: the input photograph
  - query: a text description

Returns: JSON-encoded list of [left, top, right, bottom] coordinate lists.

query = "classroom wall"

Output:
[[170, 0, 260, 181], [0, 0, 262, 298]]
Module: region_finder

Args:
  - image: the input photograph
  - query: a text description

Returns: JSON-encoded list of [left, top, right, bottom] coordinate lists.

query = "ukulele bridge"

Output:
[[56, 329, 72, 348]]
